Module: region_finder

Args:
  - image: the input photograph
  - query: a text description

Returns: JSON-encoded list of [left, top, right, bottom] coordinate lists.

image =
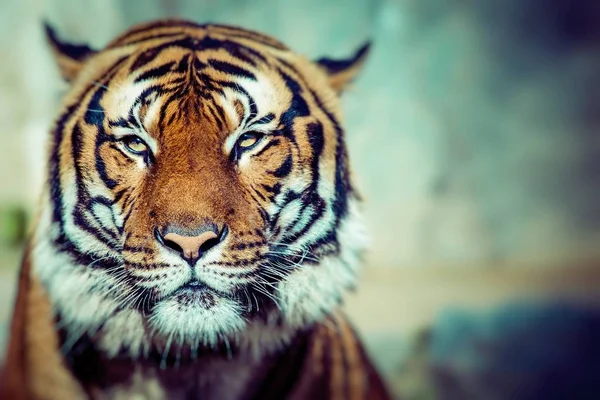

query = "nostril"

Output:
[[155, 227, 184, 254], [163, 238, 184, 254], [200, 226, 228, 253], [200, 237, 219, 253]]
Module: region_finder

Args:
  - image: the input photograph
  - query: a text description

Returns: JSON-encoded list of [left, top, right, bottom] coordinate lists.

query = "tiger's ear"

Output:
[[44, 23, 96, 82], [316, 42, 370, 93]]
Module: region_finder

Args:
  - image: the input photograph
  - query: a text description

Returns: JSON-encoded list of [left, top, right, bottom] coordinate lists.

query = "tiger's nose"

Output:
[[156, 225, 227, 263]]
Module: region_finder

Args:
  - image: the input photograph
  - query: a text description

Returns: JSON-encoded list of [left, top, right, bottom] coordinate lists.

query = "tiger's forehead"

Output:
[[102, 60, 285, 132], [92, 24, 303, 137]]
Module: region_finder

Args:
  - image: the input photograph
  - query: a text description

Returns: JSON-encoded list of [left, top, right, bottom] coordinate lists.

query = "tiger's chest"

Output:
[[72, 353, 271, 400], [87, 371, 255, 400]]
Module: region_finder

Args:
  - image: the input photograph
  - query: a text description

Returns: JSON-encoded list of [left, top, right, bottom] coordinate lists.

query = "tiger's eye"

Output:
[[236, 132, 263, 150], [123, 136, 148, 155]]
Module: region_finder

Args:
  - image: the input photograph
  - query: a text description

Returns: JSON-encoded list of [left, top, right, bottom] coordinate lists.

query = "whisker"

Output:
[[160, 331, 175, 369], [91, 80, 114, 92]]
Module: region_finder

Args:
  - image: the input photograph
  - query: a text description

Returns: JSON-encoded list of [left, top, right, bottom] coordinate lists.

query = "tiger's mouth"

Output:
[[152, 274, 273, 317], [147, 276, 248, 346], [172, 281, 218, 309]]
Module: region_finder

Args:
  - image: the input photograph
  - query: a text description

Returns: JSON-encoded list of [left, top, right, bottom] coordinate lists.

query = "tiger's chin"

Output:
[[148, 283, 246, 349]]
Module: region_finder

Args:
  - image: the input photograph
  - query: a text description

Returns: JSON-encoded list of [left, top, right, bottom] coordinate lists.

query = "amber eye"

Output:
[[122, 136, 148, 155], [236, 132, 264, 151]]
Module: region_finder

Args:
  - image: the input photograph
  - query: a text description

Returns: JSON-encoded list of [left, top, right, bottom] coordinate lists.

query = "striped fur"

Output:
[[1, 20, 391, 399]]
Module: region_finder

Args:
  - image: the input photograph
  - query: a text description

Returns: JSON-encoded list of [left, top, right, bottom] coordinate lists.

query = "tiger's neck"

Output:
[[60, 326, 312, 399]]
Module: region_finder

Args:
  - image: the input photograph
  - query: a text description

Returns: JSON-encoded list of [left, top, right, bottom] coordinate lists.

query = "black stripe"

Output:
[[157, 91, 184, 131], [277, 70, 310, 145], [90, 196, 122, 236], [269, 190, 302, 231], [218, 80, 258, 118], [194, 72, 225, 96], [130, 46, 164, 72], [49, 103, 78, 231], [282, 195, 326, 245], [205, 101, 226, 131], [208, 24, 288, 50], [194, 36, 265, 67], [279, 120, 326, 243], [110, 20, 202, 46], [261, 183, 282, 197], [250, 185, 267, 202], [311, 90, 352, 221], [118, 32, 186, 47], [250, 112, 275, 126], [231, 240, 265, 251], [253, 138, 281, 158], [71, 119, 120, 247], [271, 155, 293, 178], [206, 256, 263, 267], [124, 262, 172, 270], [135, 61, 176, 82]]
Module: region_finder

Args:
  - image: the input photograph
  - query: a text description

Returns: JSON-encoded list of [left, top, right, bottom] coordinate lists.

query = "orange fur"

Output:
[[2, 251, 86, 399]]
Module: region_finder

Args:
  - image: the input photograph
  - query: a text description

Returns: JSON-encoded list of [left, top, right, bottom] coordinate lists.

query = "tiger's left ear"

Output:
[[316, 42, 370, 93], [44, 23, 97, 82]]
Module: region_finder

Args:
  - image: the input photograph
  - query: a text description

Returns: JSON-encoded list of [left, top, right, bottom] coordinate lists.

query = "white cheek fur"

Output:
[[33, 201, 124, 350], [275, 198, 368, 328]]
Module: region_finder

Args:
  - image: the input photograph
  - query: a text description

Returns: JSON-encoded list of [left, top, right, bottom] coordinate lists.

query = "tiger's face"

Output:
[[34, 21, 369, 357]]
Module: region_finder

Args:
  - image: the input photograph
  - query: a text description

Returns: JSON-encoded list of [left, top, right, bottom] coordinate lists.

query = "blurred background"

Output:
[[1, 0, 600, 398]]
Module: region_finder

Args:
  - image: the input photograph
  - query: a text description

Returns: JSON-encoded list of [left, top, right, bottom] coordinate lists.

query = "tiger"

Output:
[[1, 19, 391, 400]]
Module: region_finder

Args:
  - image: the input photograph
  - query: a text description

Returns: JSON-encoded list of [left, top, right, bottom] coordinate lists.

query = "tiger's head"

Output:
[[34, 20, 369, 358]]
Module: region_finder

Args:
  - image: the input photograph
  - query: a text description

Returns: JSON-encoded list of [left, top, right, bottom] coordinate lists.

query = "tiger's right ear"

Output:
[[44, 23, 96, 82]]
